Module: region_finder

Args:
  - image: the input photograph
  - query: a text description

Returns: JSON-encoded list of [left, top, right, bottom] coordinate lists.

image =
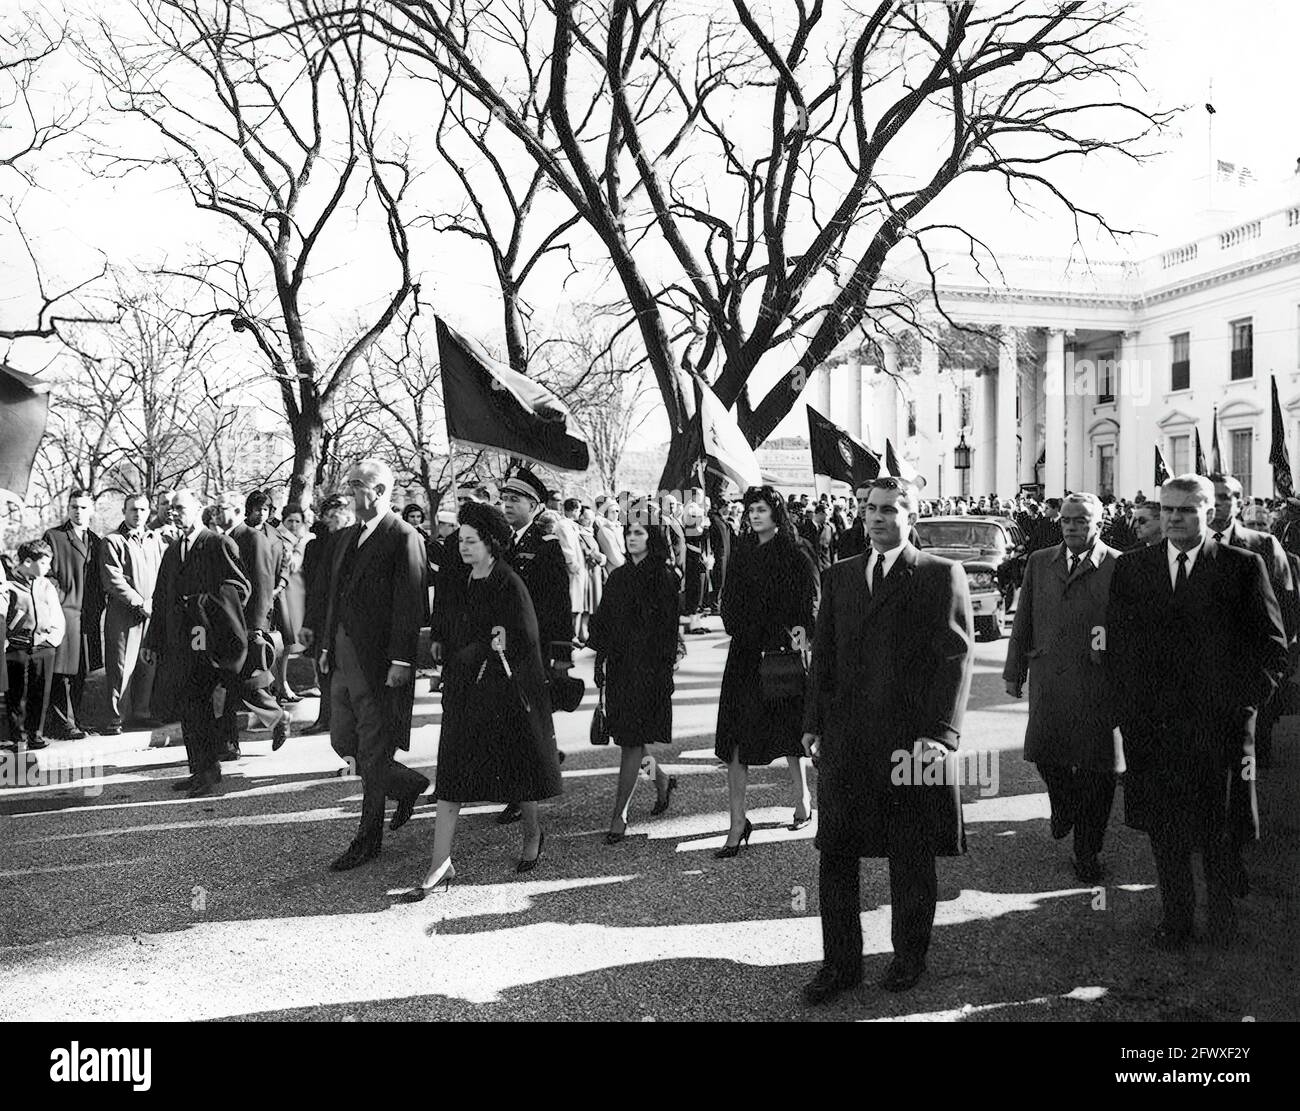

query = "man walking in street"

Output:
[[1004, 493, 1120, 883], [801, 476, 974, 1002], [98, 493, 164, 735]]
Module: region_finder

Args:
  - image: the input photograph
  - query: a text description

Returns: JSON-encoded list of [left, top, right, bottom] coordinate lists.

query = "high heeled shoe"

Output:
[[517, 830, 545, 873], [605, 819, 628, 845], [714, 819, 752, 859], [399, 858, 455, 903], [789, 807, 814, 832], [650, 775, 678, 817]]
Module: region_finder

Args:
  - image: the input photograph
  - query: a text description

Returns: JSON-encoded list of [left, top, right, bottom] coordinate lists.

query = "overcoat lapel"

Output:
[[862, 543, 917, 622]]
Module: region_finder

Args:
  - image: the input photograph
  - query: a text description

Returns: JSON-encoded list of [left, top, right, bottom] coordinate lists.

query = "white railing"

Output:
[[1219, 220, 1262, 250], [1161, 243, 1198, 269]]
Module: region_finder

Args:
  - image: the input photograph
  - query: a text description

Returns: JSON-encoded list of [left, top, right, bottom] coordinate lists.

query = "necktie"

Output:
[[1174, 551, 1188, 594], [1214, 531, 1223, 542], [1068, 554, 1079, 577], [180, 537, 190, 563], [871, 554, 885, 594]]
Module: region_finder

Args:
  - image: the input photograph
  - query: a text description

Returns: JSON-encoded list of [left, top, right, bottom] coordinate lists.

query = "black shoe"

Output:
[[330, 839, 381, 872], [651, 775, 678, 817], [558, 749, 566, 765], [186, 773, 221, 799], [714, 818, 753, 859], [877, 957, 926, 992], [390, 789, 425, 832], [24, 736, 48, 750], [271, 716, 289, 752], [49, 728, 87, 741], [1049, 811, 1073, 840], [1073, 854, 1103, 884], [171, 775, 197, 792], [1150, 923, 1191, 952], [217, 745, 241, 762], [802, 964, 862, 1005], [99, 725, 122, 736], [516, 830, 545, 874], [496, 803, 523, 825], [789, 807, 813, 832]]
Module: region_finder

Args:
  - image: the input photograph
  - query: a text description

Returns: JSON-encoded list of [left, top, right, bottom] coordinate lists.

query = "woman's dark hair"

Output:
[[624, 513, 670, 564], [739, 484, 796, 545], [245, 488, 272, 515], [458, 499, 513, 557], [281, 503, 306, 522], [403, 502, 425, 523]]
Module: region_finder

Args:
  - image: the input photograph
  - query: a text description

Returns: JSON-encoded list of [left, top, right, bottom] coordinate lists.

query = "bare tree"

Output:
[[306, 0, 1172, 488], [86, 0, 417, 508]]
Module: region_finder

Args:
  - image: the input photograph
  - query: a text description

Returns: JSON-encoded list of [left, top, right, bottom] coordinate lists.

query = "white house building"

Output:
[[811, 173, 1300, 501]]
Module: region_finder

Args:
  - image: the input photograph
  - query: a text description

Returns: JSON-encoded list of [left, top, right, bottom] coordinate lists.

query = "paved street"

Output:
[[2, 629, 1297, 1022]]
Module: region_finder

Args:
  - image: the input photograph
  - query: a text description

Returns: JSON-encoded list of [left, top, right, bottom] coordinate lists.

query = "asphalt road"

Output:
[[2, 629, 1297, 1022]]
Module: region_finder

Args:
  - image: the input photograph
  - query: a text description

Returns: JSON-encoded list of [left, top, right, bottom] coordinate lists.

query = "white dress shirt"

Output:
[[355, 511, 385, 547], [865, 541, 906, 589], [1166, 537, 1205, 589]]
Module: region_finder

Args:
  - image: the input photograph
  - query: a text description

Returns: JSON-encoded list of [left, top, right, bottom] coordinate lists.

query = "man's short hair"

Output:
[[319, 493, 350, 515], [1045, 498, 1062, 510], [1162, 473, 1214, 506], [170, 490, 201, 511], [1210, 472, 1244, 499], [122, 491, 149, 507], [1062, 492, 1103, 518], [245, 489, 272, 515], [353, 458, 395, 492], [68, 488, 92, 504], [17, 539, 53, 562], [563, 497, 582, 513]]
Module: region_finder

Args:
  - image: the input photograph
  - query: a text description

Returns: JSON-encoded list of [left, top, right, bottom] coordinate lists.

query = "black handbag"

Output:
[[759, 645, 807, 703], [590, 686, 610, 745]]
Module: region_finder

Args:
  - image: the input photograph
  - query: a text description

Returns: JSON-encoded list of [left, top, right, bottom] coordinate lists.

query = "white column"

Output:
[[921, 336, 940, 490], [996, 327, 1019, 497], [1019, 338, 1040, 486], [1067, 350, 1086, 494], [1116, 330, 1139, 499], [1045, 329, 1066, 497], [846, 359, 864, 439], [876, 337, 900, 448], [815, 365, 833, 496]]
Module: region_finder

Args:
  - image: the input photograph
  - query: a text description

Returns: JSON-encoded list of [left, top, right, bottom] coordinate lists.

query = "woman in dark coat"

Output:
[[589, 514, 680, 843], [414, 502, 561, 895], [714, 485, 820, 856]]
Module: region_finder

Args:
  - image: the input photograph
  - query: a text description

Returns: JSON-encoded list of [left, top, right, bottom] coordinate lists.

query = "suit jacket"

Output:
[[1107, 538, 1287, 842], [144, 527, 250, 718], [804, 544, 974, 858], [1218, 519, 1298, 643], [1003, 541, 1119, 767], [316, 510, 427, 750], [227, 521, 284, 633], [42, 522, 103, 674], [506, 516, 573, 651], [99, 523, 164, 623]]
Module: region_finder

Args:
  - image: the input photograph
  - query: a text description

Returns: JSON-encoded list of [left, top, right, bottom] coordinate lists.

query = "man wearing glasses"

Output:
[[801, 477, 974, 1002]]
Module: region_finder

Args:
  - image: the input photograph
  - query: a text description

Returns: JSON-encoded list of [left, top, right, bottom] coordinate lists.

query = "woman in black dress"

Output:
[[588, 515, 679, 843], [714, 485, 820, 856], [416, 502, 562, 894]]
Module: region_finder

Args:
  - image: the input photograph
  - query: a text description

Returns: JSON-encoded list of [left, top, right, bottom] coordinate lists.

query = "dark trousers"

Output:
[[329, 628, 429, 846], [1038, 762, 1116, 859], [1150, 830, 1236, 938], [180, 670, 239, 779], [819, 850, 938, 975], [46, 657, 86, 735], [5, 647, 56, 744]]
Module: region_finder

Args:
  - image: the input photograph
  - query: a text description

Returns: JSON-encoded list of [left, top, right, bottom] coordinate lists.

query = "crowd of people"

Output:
[[2, 462, 1295, 1004]]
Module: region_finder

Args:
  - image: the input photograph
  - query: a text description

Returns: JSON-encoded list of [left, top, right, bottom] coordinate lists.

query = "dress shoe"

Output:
[[171, 774, 197, 792], [714, 818, 753, 859], [789, 807, 813, 832], [496, 802, 523, 825], [1049, 811, 1073, 840], [99, 725, 122, 736], [271, 716, 290, 752], [49, 728, 87, 741], [1150, 923, 1191, 952], [25, 736, 49, 751], [516, 830, 545, 874], [802, 964, 862, 1005], [651, 775, 678, 817], [330, 839, 381, 872], [1073, 854, 1103, 884], [186, 773, 221, 799], [390, 788, 426, 831], [877, 957, 926, 993], [217, 744, 241, 762]]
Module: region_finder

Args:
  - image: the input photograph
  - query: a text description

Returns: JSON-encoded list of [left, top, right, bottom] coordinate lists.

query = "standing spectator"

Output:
[[800, 477, 974, 1002], [98, 493, 164, 734], [272, 504, 313, 704], [704, 494, 732, 614], [402, 503, 430, 538], [810, 504, 836, 572], [301, 459, 430, 872], [589, 511, 680, 842], [1027, 499, 1063, 553], [592, 497, 626, 577], [576, 505, 606, 645], [299, 494, 354, 735], [3, 540, 65, 750], [42, 489, 103, 740], [554, 496, 588, 642], [681, 495, 711, 634], [1003, 493, 1120, 883], [714, 485, 820, 854], [1131, 500, 1163, 548], [415, 501, 561, 894], [1107, 475, 1287, 949], [141, 491, 250, 798]]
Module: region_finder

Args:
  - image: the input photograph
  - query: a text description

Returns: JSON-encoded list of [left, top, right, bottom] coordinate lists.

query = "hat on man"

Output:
[[500, 466, 548, 505]]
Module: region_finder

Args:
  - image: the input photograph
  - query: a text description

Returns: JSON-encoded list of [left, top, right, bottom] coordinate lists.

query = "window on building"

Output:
[[958, 386, 972, 428], [937, 395, 943, 434], [1170, 434, 1190, 475], [1171, 333, 1190, 391], [906, 400, 917, 438], [1232, 429, 1253, 497], [1097, 443, 1115, 498], [1095, 352, 1115, 403], [1230, 318, 1253, 380]]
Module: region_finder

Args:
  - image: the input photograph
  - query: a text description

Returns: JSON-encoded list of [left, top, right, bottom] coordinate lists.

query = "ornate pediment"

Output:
[[1087, 417, 1120, 437], [1218, 399, 1263, 421], [1156, 408, 1196, 429]]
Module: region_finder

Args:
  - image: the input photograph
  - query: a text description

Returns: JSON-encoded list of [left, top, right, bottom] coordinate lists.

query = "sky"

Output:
[[3, 0, 1297, 456]]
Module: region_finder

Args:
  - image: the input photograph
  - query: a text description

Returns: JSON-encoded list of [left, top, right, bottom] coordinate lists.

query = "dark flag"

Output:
[[807, 405, 880, 486], [884, 437, 925, 488], [1154, 444, 1171, 487], [1210, 408, 1223, 474], [0, 363, 51, 505], [1271, 374, 1294, 498], [1194, 426, 1208, 476], [436, 317, 589, 472]]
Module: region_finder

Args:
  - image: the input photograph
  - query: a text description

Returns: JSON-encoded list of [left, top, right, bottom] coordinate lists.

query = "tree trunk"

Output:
[[289, 408, 324, 511]]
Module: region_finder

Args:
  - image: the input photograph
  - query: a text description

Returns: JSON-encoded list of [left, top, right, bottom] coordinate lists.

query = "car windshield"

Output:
[[914, 522, 1005, 549]]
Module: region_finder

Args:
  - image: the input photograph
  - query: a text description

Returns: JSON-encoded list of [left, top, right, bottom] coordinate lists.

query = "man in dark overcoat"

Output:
[[1107, 474, 1286, 950], [42, 489, 104, 739], [141, 491, 249, 797], [802, 477, 973, 1003], [302, 459, 429, 872], [1003, 492, 1120, 883]]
